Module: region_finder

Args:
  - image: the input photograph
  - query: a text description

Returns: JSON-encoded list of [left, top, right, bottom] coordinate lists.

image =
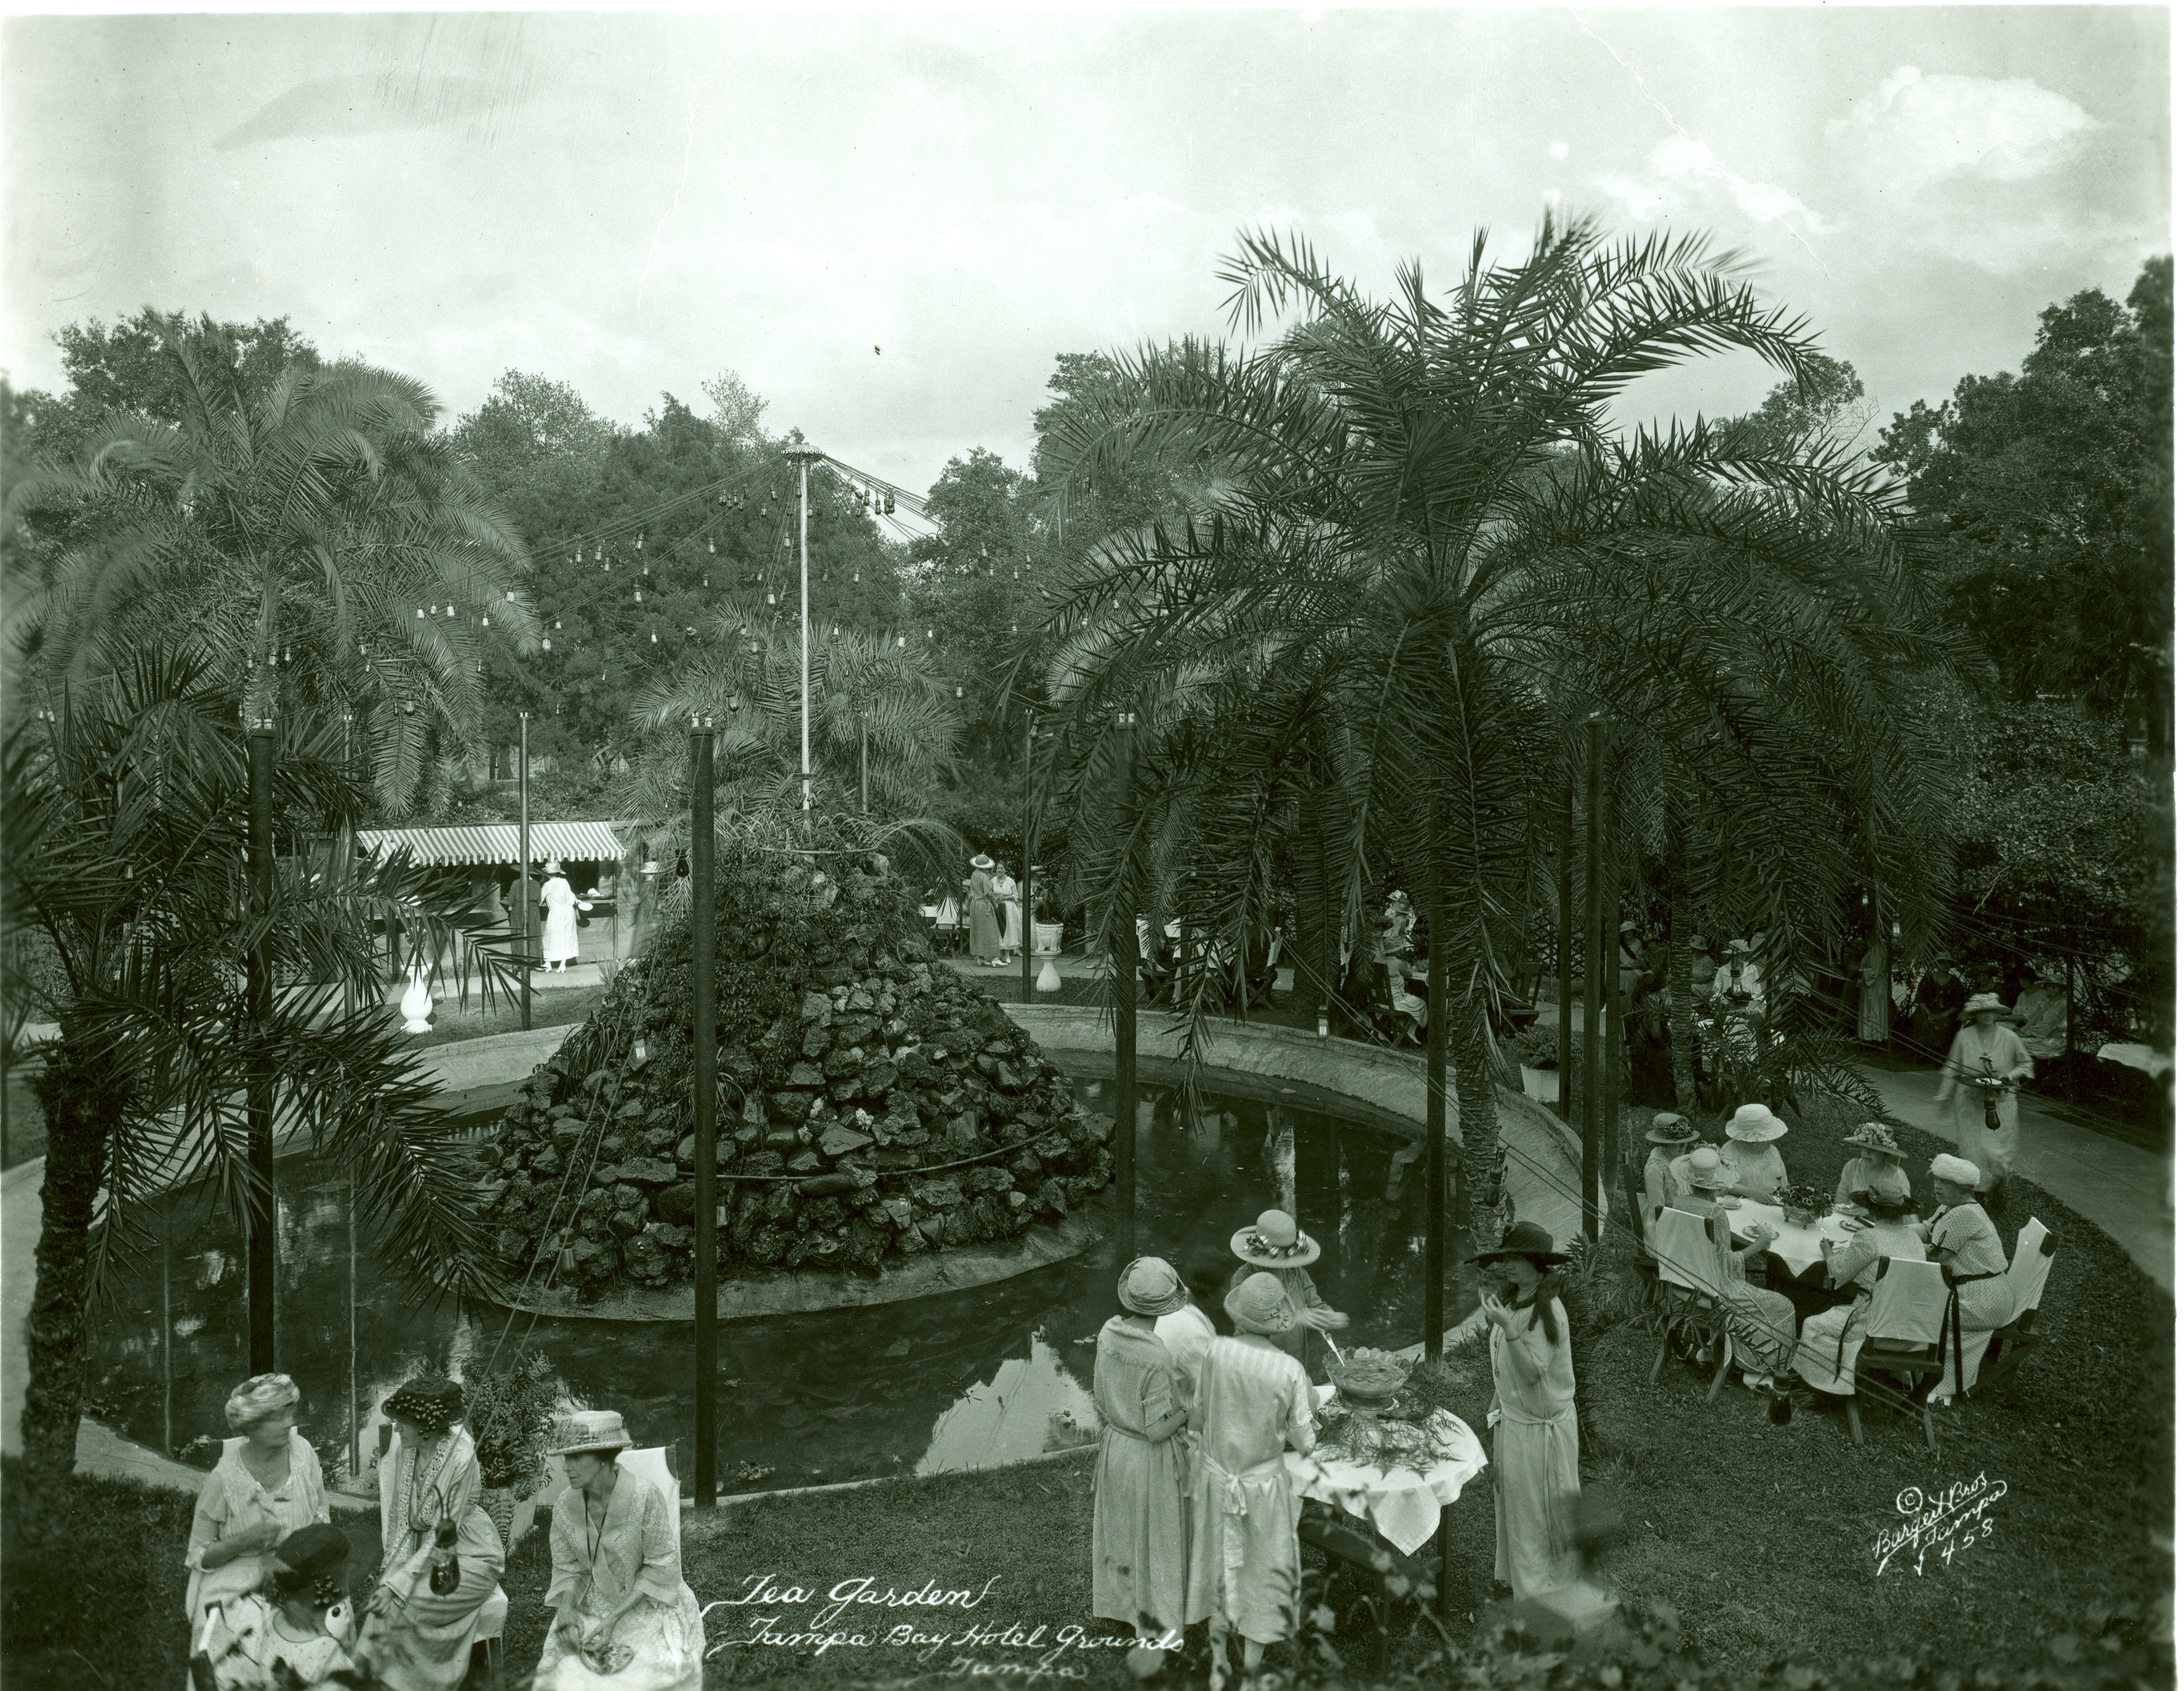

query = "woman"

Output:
[[1474, 1222, 1581, 1602], [1640, 1115, 1698, 1221], [1184, 1274, 1317, 1691], [1920, 1155, 2016, 1405], [185, 1374, 330, 1626], [1670, 1151, 1797, 1389], [191, 1523, 359, 1691], [1834, 1121, 1912, 1208], [1717, 1103, 1790, 1201], [537, 1410, 705, 1691], [1152, 1250, 1230, 1399], [1936, 992, 2034, 1208], [539, 860, 594, 973], [1227, 1208, 1347, 1370], [1711, 940, 1766, 1018], [357, 1377, 504, 1691], [1092, 1259, 1192, 1655], [2014, 972, 2068, 1061], [1790, 1188, 1930, 1397], [992, 863, 1024, 965], [966, 854, 1003, 965]]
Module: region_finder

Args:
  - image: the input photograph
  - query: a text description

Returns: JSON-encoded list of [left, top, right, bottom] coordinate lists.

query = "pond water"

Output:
[[85, 1061, 1452, 1496]]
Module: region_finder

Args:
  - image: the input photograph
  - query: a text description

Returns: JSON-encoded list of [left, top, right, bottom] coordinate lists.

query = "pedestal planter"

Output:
[[1520, 1064, 1561, 1105], [400, 968, 435, 1035], [1032, 922, 1065, 957]]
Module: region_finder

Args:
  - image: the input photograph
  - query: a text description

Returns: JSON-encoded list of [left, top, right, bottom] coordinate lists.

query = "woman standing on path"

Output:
[[184, 1374, 330, 1626], [539, 860, 593, 973], [1184, 1274, 1318, 1691], [1092, 1259, 1192, 1659], [1474, 1223, 1581, 1603], [992, 863, 1023, 964], [966, 854, 1002, 965], [1936, 993, 2033, 1210]]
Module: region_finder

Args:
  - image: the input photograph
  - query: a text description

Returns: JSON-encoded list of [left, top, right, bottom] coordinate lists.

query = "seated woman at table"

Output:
[[1093, 1260, 1192, 1659], [1920, 1155, 2015, 1406], [1789, 1189, 1928, 1398], [1642, 1115, 1698, 1221], [1185, 1274, 1318, 1691], [1834, 1121, 1911, 1208], [1717, 1104, 1790, 1201], [1667, 1151, 1797, 1391], [1473, 1223, 1581, 1602], [185, 1374, 331, 1626]]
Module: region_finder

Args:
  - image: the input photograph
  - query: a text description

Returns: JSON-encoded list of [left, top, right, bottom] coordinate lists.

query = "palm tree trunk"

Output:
[[1451, 994, 1494, 1303], [1664, 808, 1700, 1115], [20, 1039, 123, 1500]]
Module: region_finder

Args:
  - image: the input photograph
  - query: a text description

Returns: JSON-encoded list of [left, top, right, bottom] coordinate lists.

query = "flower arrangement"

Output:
[[1780, 1184, 1833, 1228]]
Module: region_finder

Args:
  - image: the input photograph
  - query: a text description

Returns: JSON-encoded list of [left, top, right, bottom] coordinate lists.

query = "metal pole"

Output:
[[1423, 809, 1448, 1370], [1581, 719, 1604, 1243], [1557, 779, 1574, 1121], [247, 719, 278, 1371], [161, 1220, 174, 1460], [1022, 716, 1035, 1005], [341, 707, 360, 1484], [1603, 764, 1623, 1188], [1112, 712, 1137, 1266], [860, 725, 869, 817], [519, 713, 532, 1031], [690, 716, 719, 1509], [799, 459, 812, 821]]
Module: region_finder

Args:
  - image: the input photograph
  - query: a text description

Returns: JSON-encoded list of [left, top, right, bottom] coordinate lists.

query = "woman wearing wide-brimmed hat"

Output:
[[2013, 969, 2068, 1061], [1716, 1104, 1790, 1201], [1184, 1272, 1317, 1688], [1668, 1152, 1797, 1391], [538, 860, 593, 972], [1834, 1122, 1911, 1209], [1474, 1224, 1581, 1602], [965, 854, 1003, 965], [536, 1410, 705, 1691], [1092, 1260, 1192, 1654], [1935, 992, 2033, 1207], [357, 1377, 504, 1691], [1640, 1115, 1699, 1220], [184, 1373, 330, 1626], [1226, 1209, 1347, 1369]]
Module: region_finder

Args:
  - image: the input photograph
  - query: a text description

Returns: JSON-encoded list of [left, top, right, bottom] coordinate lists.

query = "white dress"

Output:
[[185, 1434, 330, 1625], [992, 872, 1023, 954], [538, 1477, 705, 1691], [1184, 1335, 1316, 1645], [1936, 1023, 2033, 1188], [540, 876, 592, 965], [361, 1428, 506, 1691]]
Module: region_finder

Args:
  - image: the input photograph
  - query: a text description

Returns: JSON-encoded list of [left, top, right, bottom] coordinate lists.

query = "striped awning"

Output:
[[356, 820, 628, 869]]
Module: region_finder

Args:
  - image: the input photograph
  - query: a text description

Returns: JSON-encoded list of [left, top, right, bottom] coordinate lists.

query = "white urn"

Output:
[[400, 968, 435, 1035]]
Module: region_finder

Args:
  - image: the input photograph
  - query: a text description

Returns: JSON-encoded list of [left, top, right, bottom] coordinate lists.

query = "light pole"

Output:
[[1582, 717, 1605, 1243], [690, 713, 719, 1509], [518, 712, 532, 1032], [1422, 812, 1448, 1371], [1112, 709, 1137, 1267], [786, 447, 826, 829], [246, 712, 278, 1372], [1021, 716, 1045, 1006], [341, 709, 358, 1484]]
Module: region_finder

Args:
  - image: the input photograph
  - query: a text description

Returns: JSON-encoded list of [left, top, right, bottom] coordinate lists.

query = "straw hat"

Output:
[[1224, 1272, 1301, 1336], [549, 1408, 635, 1457], [1471, 1220, 1571, 1267], [969, 853, 996, 870], [1231, 1208, 1321, 1269], [1117, 1257, 1187, 1317], [1843, 1121, 1906, 1160], [1962, 992, 2007, 1019], [1725, 1103, 1788, 1143], [1725, 939, 1752, 955], [1646, 1113, 1698, 1145], [1684, 1146, 1734, 1191]]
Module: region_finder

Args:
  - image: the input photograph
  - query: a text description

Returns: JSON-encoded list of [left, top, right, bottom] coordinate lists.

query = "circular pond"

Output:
[[85, 1059, 1453, 1495]]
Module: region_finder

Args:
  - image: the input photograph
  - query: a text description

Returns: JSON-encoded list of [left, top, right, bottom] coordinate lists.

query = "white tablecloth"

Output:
[[1285, 1386, 1488, 1556], [1723, 1201, 1924, 1278]]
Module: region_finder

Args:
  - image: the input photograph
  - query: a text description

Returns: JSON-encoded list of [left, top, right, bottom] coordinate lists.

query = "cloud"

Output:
[[1824, 65, 2099, 188]]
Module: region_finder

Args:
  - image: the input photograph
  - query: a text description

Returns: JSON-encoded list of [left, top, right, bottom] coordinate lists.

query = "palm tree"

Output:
[[5, 347, 537, 815], [1033, 219, 1967, 1270], [1, 653, 519, 1497]]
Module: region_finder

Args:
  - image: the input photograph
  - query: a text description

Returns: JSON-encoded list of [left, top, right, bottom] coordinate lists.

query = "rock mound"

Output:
[[477, 842, 1111, 1297]]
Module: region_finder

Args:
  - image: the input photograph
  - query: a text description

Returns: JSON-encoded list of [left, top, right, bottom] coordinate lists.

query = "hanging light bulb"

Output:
[[853, 570, 860, 583], [650, 632, 659, 643], [767, 592, 776, 606], [416, 606, 426, 619], [926, 628, 935, 640], [542, 637, 552, 650], [831, 624, 839, 636], [637, 532, 644, 550], [634, 588, 643, 603], [885, 495, 895, 513], [505, 590, 515, 602], [595, 545, 603, 560], [556, 1232, 577, 1276], [555, 620, 563, 630], [707, 536, 716, 554], [482, 614, 490, 627], [955, 686, 964, 699], [703, 575, 710, 588], [898, 635, 907, 648]]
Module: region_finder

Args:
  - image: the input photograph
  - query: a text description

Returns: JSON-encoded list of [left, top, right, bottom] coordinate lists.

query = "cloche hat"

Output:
[[1684, 1146, 1734, 1191], [1224, 1272, 1301, 1336], [1117, 1257, 1188, 1317]]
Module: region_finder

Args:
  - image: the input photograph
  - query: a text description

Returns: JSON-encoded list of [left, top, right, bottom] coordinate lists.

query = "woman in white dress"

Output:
[[992, 865, 1023, 963], [539, 860, 593, 972], [1935, 993, 2033, 1208], [1920, 1156, 2017, 1404], [357, 1377, 505, 1691], [1716, 1104, 1790, 1201], [184, 1375, 330, 1626], [191, 1523, 360, 1691], [537, 1410, 706, 1691], [1474, 1223, 1581, 1603], [1790, 1190, 1929, 1397]]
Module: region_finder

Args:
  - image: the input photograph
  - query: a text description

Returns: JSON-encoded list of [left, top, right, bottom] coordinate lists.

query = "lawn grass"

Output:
[[3, 1086, 2168, 1690]]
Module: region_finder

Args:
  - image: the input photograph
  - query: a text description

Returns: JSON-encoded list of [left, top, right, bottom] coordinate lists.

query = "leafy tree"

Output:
[[1036, 222, 1964, 1275], [906, 447, 1045, 761], [1735, 354, 1873, 453], [1876, 258, 2172, 743], [0, 655, 514, 1495], [7, 344, 535, 815]]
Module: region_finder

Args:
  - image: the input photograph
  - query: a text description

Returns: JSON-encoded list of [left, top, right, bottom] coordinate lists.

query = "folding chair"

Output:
[[1847, 1257, 1951, 1451], [618, 1443, 683, 1552], [932, 898, 964, 955], [1648, 1207, 1734, 1400], [1962, 1218, 2059, 1404]]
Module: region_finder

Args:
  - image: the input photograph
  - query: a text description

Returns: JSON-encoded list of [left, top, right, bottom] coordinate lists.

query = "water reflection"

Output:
[[86, 1065, 1441, 1494]]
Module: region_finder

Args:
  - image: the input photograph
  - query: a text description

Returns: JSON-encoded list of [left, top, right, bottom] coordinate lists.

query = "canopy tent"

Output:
[[354, 820, 628, 869]]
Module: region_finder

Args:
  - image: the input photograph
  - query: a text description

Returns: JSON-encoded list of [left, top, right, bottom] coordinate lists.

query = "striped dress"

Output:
[[1185, 1336, 1316, 1645]]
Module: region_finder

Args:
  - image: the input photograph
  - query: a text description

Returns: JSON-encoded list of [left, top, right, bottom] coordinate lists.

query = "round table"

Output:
[[1722, 1199, 1925, 1280], [1285, 1387, 1487, 1557]]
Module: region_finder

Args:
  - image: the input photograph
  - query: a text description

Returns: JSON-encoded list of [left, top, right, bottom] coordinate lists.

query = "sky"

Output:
[[2, 6, 2170, 495]]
